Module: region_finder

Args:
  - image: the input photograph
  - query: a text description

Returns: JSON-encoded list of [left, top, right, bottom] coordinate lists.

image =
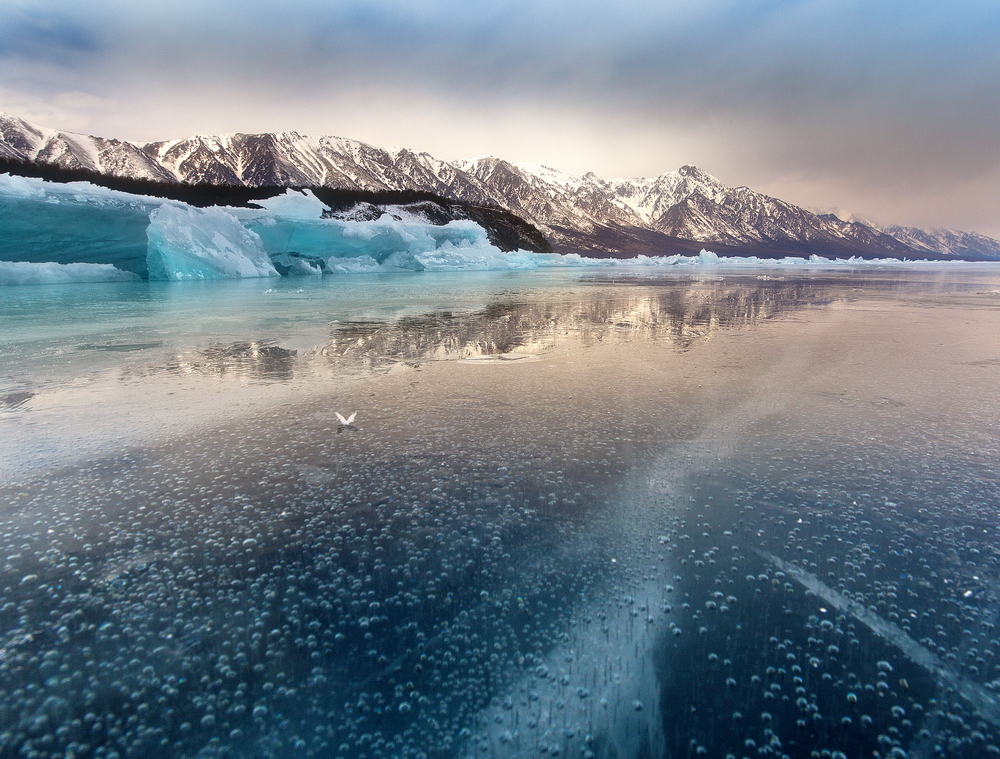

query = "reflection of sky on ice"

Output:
[[0, 270, 827, 479], [2, 267, 1000, 758]]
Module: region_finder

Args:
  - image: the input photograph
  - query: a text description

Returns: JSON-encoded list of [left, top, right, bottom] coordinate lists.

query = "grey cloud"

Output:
[[0, 6, 100, 63], [2, 0, 999, 235]]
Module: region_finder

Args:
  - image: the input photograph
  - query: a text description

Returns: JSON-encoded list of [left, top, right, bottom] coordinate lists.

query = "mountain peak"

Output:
[[677, 164, 704, 177], [0, 111, 997, 260], [675, 165, 724, 186]]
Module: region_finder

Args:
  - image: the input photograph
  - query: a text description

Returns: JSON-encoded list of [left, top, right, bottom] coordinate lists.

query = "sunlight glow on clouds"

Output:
[[0, 0, 998, 235]]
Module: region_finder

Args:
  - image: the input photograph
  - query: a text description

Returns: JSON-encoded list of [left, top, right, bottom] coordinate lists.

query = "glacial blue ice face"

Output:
[[0, 173, 155, 278]]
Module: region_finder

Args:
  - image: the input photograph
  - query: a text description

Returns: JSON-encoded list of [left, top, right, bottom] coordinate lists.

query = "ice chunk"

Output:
[[378, 248, 426, 271], [0, 260, 140, 286], [269, 251, 325, 275], [414, 243, 544, 271], [1, 172, 552, 279], [250, 188, 328, 220], [0, 173, 46, 199], [326, 254, 381, 273], [240, 204, 538, 272], [0, 174, 283, 281], [146, 204, 279, 280]]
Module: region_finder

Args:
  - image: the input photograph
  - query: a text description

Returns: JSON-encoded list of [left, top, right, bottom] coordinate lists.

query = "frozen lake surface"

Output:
[[2, 265, 1000, 759]]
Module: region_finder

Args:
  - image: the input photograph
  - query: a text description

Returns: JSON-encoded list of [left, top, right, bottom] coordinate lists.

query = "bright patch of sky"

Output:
[[1, 0, 999, 236]]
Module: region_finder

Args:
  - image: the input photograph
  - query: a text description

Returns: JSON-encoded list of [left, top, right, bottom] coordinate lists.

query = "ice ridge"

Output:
[[0, 174, 984, 286], [0, 176, 541, 282], [757, 550, 1000, 729]]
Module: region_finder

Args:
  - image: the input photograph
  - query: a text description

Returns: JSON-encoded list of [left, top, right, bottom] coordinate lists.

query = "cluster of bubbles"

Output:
[[0, 369, 662, 759], [462, 489, 690, 759], [654, 400, 1000, 759]]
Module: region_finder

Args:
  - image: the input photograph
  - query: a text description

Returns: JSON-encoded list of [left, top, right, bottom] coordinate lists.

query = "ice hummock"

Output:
[[0, 174, 969, 286], [235, 189, 535, 273], [0, 176, 547, 281], [0, 174, 154, 278], [146, 204, 279, 280]]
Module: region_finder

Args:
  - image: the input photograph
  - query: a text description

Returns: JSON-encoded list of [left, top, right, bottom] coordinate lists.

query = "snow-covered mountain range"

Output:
[[2, 111, 997, 259]]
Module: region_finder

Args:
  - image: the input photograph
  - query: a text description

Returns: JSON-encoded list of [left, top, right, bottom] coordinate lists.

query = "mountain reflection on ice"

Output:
[[316, 278, 824, 367], [141, 276, 825, 380], [150, 341, 299, 382], [2, 267, 1000, 759]]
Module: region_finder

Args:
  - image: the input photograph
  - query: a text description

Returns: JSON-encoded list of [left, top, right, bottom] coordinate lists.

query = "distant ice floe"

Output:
[[551, 249, 922, 269], [0, 173, 977, 285], [0, 260, 141, 286]]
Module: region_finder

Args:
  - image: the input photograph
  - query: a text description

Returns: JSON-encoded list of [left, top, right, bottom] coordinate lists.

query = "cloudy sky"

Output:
[[1, 0, 998, 236]]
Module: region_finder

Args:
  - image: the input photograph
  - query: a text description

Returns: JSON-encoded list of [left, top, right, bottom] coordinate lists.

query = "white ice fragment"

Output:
[[327, 255, 380, 273], [249, 188, 328, 220], [0, 173, 46, 199]]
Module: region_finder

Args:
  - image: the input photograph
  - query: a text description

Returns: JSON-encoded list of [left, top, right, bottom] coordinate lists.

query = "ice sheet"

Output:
[[4, 268, 1000, 758]]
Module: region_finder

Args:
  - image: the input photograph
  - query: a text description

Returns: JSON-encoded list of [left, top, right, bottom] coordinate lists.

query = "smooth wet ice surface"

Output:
[[3, 266, 1000, 759]]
